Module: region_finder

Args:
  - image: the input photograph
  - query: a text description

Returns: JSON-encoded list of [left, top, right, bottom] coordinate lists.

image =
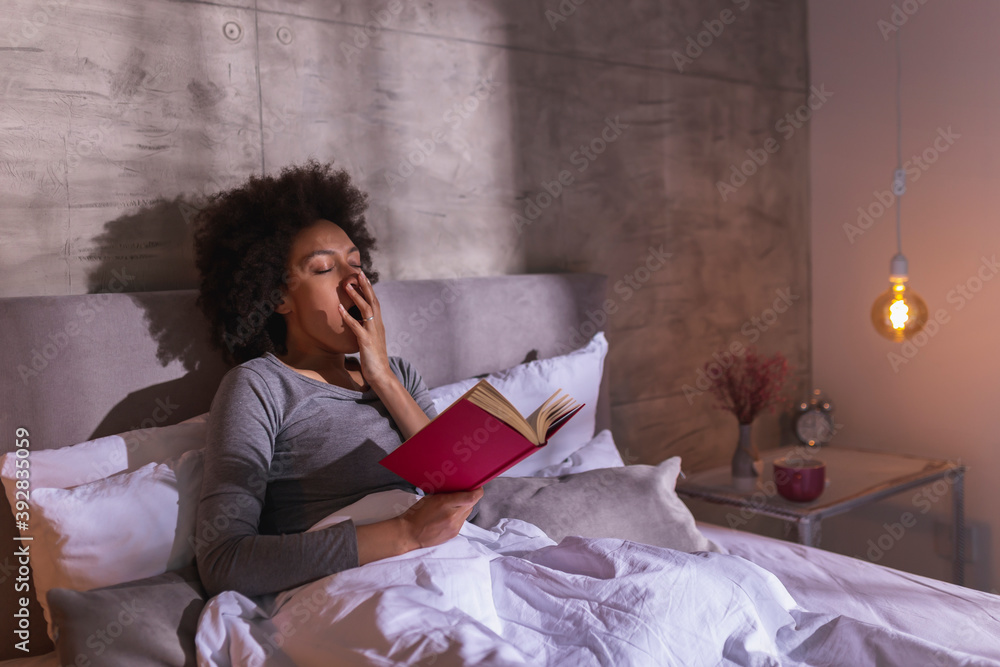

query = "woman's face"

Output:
[[276, 219, 366, 356]]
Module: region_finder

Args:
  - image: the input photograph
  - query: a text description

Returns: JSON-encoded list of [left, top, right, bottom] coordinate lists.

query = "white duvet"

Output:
[[194, 517, 997, 667]]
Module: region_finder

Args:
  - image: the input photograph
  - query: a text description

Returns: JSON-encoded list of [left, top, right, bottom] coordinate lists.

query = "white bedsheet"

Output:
[[195, 519, 1000, 667], [700, 522, 1000, 665]]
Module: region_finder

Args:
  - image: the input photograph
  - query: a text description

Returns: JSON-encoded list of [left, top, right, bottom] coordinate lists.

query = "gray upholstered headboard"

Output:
[[0, 272, 609, 659]]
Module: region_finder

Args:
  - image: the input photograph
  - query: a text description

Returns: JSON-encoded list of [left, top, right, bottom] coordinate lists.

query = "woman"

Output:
[[191, 159, 482, 599]]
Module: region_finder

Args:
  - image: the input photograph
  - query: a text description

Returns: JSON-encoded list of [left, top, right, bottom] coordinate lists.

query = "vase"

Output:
[[731, 422, 762, 482]]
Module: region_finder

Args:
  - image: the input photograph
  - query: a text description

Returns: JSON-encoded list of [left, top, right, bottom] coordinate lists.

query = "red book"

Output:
[[380, 379, 585, 493]]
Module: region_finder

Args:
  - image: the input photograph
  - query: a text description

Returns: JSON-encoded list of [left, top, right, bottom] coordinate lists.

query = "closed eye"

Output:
[[315, 265, 362, 274]]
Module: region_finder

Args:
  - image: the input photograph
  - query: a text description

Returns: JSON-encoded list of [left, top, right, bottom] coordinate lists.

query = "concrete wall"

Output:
[[1, 0, 812, 474], [1, 0, 811, 473], [809, 0, 1000, 592], [1, 0, 809, 568]]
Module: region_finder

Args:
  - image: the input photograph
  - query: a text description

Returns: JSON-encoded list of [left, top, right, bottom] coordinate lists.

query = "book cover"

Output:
[[380, 391, 585, 494]]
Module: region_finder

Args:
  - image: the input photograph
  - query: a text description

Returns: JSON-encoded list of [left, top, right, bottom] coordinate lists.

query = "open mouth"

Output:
[[346, 304, 363, 322]]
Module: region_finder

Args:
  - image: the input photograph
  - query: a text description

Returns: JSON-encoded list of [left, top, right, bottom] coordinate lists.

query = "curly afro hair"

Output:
[[193, 159, 380, 365]]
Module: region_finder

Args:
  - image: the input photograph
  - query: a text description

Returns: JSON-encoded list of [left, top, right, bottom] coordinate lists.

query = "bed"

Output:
[[1, 272, 999, 666]]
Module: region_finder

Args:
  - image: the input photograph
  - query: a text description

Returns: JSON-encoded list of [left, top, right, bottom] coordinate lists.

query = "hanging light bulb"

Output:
[[870, 29, 929, 343], [871, 252, 928, 342]]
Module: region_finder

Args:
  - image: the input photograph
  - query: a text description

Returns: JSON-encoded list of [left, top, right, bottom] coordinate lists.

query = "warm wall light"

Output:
[[871, 29, 928, 342]]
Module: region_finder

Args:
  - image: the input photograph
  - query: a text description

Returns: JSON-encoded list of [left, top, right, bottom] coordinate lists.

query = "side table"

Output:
[[676, 446, 966, 586]]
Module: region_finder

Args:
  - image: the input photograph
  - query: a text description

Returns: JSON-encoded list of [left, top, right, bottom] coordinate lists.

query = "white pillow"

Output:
[[15, 448, 204, 640], [532, 429, 625, 478], [306, 489, 424, 532], [0, 412, 207, 502], [427, 332, 608, 477]]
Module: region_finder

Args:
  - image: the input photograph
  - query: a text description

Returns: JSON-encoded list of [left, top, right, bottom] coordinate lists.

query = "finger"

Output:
[[346, 281, 372, 314], [426, 494, 473, 511], [446, 490, 482, 506], [345, 283, 374, 319], [338, 303, 366, 334], [357, 271, 375, 301], [359, 272, 381, 313], [345, 281, 368, 307]]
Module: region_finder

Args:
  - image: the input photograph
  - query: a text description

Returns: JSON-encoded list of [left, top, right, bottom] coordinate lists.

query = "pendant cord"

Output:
[[895, 28, 903, 256]]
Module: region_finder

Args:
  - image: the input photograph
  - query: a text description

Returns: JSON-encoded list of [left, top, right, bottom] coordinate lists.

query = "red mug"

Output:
[[773, 457, 826, 502]]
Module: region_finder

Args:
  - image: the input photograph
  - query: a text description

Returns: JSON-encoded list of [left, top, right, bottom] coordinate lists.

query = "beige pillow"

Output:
[[471, 457, 724, 553], [47, 565, 205, 667]]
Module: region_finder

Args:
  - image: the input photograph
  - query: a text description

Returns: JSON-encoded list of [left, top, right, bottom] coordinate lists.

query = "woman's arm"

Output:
[[340, 273, 430, 440], [354, 354, 486, 548], [369, 374, 431, 440], [198, 365, 479, 598], [355, 487, 483, 564], [340, 271, 434, 439], [196, 367, 362, 598]]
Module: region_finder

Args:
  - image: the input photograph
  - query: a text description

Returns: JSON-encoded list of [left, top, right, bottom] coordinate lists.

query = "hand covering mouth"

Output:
[[346, 304, 363, 322]]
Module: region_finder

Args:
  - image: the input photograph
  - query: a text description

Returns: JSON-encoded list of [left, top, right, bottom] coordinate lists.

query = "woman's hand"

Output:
[[340, 270, 432, 439], [338, 271, 393, 388], [355, 488, 483, 565], [398, 488, 484, 549]]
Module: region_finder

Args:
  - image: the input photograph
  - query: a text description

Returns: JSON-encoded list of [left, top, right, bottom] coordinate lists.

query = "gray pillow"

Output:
[[46, 565, 205, 667], [472, 457, 724, 553]]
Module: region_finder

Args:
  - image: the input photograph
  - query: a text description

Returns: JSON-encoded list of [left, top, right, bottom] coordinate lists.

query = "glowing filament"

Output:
[[889, 298, 909, 329]]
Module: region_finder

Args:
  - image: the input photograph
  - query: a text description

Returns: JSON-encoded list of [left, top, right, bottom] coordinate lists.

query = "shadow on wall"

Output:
[[84, 195, 201, 296], [84, 196, 232, 440]]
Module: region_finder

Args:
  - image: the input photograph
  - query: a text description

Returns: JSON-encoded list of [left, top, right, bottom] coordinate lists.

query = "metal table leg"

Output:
[[798, 517, 819, 547], [953, 467, 965, 587]]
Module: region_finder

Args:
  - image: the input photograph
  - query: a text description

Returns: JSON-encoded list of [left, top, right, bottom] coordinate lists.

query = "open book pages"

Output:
[[463, 379, 581, 445]]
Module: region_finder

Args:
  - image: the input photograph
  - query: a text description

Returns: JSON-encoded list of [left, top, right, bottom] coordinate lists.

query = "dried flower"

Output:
[[704, 348, 790, 424]]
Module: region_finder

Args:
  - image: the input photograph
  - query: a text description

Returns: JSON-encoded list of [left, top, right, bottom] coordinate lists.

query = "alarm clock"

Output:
[[794, 389, 835, 447]]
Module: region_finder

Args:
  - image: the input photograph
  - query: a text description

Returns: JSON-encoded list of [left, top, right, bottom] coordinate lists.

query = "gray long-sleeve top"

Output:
[[194, 352, 437, 598]]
